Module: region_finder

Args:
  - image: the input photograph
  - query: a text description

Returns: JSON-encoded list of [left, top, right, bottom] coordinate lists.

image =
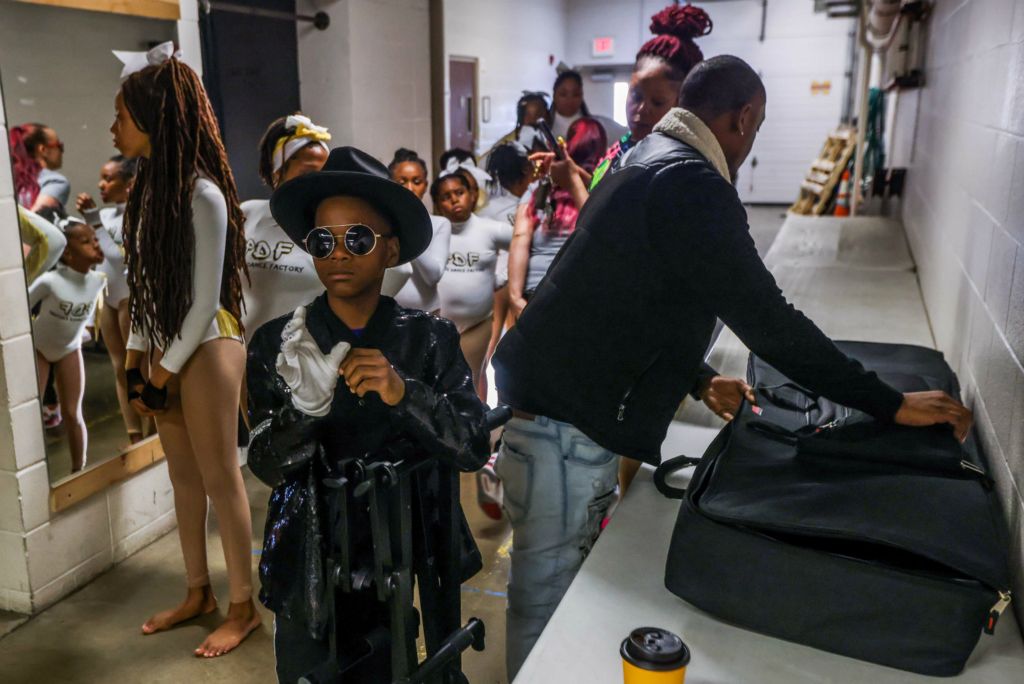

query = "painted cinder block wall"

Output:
[[891, 0, 1024, 626]]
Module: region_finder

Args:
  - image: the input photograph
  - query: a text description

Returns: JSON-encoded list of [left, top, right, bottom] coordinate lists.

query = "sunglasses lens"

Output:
[[306, 228, 336, 259], [344, 224, 377, 256]]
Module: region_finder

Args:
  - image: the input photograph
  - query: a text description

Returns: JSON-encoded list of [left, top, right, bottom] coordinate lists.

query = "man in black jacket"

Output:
[[491, 55, 972, 678]]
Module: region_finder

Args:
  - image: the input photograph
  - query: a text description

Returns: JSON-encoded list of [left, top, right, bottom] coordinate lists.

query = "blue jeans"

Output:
[[495, 416, 619, 680]]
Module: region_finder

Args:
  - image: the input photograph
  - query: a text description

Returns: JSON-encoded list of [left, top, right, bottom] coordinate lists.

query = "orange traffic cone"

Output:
[[834, 170, 851, 216]]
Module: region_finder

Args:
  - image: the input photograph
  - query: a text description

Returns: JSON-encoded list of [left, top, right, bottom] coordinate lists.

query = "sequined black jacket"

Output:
[[246, 294, 489, 636]]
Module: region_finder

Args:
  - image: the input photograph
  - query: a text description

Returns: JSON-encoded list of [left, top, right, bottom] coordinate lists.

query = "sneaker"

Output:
[[476, 453, 504, 521], [42, 405, 62, 429]]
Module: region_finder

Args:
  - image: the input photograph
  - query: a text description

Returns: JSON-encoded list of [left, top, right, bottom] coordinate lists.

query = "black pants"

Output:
[[273, 594, 392, 684]]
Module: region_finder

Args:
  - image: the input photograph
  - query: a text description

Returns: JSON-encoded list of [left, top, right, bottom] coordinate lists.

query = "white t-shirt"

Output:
[[28, 265, 107, 362], [477, 194, 519, 289], [437, 214, 512, 332], [394, 215, 452, 312], [241, 199, 324, 341]]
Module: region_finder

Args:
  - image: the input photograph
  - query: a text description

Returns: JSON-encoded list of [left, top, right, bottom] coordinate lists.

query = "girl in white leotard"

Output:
[[388, 148, 452, 313], [28, 218, 104, 473], [77, 155, 148, 443], [241, 114, 330, 341], [113, 51, 259, 658], [433, 172, 512, 393]]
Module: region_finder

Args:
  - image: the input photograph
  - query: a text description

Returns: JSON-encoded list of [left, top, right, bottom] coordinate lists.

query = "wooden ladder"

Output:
[[789, 126, 857, 215]]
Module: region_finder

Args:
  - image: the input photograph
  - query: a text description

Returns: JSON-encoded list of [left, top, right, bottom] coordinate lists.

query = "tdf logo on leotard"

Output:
[[55, 300, 93, 320], [247, 239, 295, 262], [447, 252, 481, 270]]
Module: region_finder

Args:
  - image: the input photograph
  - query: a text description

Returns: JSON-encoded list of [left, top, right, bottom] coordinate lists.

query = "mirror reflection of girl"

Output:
[[241, 114, 330, 338], [433, 173, 512, 396], [76, 156, 150, 444], [9, 122, 71, 219], [113, 56, 260, 658], [28, 218, 105, 473], [388, 148, 452, 315]]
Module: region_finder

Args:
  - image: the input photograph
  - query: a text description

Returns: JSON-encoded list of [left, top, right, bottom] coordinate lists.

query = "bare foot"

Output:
[[141, 586, 217, 635], [194, 599, 261, 658]]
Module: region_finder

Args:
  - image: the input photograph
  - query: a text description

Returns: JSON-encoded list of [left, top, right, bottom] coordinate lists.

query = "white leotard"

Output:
[[29, 265, 107, 363], [437, 213, 512, 332], [83, 204, 129, 306], [394, 215, 452, 312], [240, 199, 324, 341], [126, 177, 242, 372]]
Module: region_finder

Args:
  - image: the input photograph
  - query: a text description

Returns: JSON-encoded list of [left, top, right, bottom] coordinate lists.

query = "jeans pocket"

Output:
[[580, 489, 617, 559], [566, 434, 616, 468], [495, 441, 533, 525]]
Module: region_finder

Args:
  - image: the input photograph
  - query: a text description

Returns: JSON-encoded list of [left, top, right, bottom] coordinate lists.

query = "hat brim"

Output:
[[270, 172, 432, 265]]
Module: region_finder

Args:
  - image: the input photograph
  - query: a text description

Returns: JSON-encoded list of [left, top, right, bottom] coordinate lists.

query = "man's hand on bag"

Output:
[[894, 391, 973, 443], [699, 375, 756, 422], [340, 349, 406, 406], [276, 306, 350, 416]]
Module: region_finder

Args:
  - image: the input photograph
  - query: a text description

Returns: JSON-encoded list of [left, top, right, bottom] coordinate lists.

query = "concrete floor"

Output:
[[0, 467, 512, 683], [0, 205, 788, 683]]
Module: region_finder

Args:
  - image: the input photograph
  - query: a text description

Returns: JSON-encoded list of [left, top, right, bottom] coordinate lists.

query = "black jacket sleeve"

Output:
[[246, 323, 325, 488], [390, 318, 490, 471], [689, 361, 720, 400], [648, 164, 904, 421]]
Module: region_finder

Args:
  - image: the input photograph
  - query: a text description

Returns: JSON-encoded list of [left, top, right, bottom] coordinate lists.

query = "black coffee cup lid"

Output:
[[621, 627, 690, 671]]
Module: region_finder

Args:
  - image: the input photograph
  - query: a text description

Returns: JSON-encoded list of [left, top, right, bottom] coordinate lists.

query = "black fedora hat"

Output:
[[270, 146, 431, 264]]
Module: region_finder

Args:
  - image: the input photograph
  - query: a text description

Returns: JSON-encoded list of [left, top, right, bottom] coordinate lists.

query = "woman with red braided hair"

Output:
[[112, 47, 261, 658], [530, 4, 712, 231], [591, 2, 712, 187]]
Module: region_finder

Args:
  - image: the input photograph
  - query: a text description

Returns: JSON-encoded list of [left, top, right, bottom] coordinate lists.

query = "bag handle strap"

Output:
[[653, 454, 702, 499]]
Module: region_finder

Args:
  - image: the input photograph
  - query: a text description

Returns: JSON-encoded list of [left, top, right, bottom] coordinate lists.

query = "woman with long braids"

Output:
[[112, 52, 260, 658]]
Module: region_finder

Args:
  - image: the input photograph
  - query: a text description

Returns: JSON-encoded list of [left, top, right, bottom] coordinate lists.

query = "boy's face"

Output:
[[61, 224, 103, 272], [312, 196, 400, 300]]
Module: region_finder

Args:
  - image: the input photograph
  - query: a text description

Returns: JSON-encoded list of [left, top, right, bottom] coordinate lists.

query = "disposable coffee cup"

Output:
[[621, 627, 690, 683]]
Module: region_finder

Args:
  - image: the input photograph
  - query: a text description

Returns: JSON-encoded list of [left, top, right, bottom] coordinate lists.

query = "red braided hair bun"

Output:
[[637, 3, 713, 80]]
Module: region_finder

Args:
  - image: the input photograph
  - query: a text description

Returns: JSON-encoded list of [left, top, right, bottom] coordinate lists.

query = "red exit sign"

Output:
[[592, 36, 615, 58]]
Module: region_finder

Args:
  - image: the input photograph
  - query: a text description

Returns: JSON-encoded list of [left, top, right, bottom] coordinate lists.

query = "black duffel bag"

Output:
[[654, 341, 1012, 677]]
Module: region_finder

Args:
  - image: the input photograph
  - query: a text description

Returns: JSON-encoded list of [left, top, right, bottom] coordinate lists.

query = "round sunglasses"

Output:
[[304, 224, 393, 259]]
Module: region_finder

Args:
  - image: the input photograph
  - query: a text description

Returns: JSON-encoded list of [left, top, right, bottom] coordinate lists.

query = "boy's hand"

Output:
[[340, 349, 406, 406], [698, 375, 756, 422], [276, 306, 350, 416]]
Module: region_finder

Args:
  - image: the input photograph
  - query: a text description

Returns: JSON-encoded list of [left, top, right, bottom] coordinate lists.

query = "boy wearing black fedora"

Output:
[[245, 147, 490, 683]]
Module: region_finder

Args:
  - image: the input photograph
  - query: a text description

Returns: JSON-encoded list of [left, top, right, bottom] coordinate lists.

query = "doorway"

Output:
[[449, 57, 478, 154], [199, 0, 301, 200]]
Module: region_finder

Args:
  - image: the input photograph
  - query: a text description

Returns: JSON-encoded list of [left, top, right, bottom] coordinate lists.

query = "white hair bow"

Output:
[[112, 41, 180, 79], [442, 157, 492, 186], [273, 115, 332, 173]]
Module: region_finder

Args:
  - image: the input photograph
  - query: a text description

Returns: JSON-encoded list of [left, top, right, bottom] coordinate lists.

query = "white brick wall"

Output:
[[892, 0, 1024, 626]]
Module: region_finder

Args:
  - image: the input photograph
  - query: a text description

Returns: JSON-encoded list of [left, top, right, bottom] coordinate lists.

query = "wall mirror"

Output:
[[1, 1, 177, 500]]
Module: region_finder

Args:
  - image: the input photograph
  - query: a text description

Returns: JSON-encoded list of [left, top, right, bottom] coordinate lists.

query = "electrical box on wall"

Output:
[[592, 36, 614, 59]]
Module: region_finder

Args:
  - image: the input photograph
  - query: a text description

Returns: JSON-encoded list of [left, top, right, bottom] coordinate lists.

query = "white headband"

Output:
[[273, 115, 332, 174], [113, 41, 180, 80], [441, 157, 492, 186]]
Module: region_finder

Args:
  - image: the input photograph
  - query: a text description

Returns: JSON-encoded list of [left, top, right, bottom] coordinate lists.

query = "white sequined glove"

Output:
[[275, 306, 351, 417]]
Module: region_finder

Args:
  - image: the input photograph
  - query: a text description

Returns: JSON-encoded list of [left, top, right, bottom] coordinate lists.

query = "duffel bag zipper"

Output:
[[985, 590, 1013, 634], [810, 421, 994, 488], [617, 354, 661, 422]]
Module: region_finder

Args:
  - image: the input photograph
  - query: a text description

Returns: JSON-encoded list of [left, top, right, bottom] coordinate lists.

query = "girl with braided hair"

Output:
[[112, 54, 261, 658]]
